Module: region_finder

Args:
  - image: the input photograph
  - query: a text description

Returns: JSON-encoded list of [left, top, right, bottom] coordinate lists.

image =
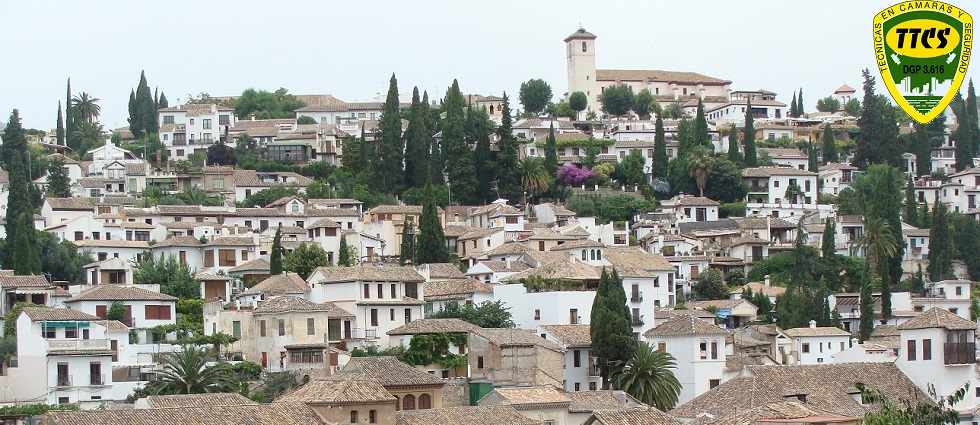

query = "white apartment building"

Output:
[[743, 166, 818, 206], [643, 314, 727, 405], [157, 104, 236, 160], [783, 321, 852, 365], [538, 324, 601, 392]]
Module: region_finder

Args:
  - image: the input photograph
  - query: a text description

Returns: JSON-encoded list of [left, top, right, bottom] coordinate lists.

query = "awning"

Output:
[[42, 321, 90, 328]]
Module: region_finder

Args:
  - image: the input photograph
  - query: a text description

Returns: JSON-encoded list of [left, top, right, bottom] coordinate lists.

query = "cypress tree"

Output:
[[855, 69, 901, 168], [544, 123, 558, 177], [676, 118, 694, 158], [790, 92, 798, 117], [55, 101, 65, 146], [358, 126, 370, 174], [470, 105, 494, 202], [903, 175, 918, 226], [338, 233, 353, 267], [404, 87, 425, 188], [65, 79, 74, 137], [590, 268, 635, 387], [797, 88, 805, 116], [415, 185, 451, 264], [968, 80, 980, 156], [442, 80, 478, 204], [376, 74, 404, 194], [864, 165, 904, 306], [928, 200, 954, 281], [692, 99, 711, 150], [653, 114, 669, 180], [270, 226, 283, 275], [743, 100, 757, 167], [128, 89, 137, 135], [727, 125, 742, 164], [821, 123, 838, 164], [45, 157, 71, 198], [807, 139, 818, 172], [158, 92, 169, 109], [859, 275, 875, 342], [2, 110, 40, 274], [912, 123, 931, 177], [422, 91, 444, 184], [129, 71, 157, 139], [919, 203, 932, 229], [399, 220, 416, 265], [495, 92, 522, 201]]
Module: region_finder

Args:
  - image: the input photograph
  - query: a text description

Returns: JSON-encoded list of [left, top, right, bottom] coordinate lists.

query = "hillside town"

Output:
[[0, 25, 978, 425]]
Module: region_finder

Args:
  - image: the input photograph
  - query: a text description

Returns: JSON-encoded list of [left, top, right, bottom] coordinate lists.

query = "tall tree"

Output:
[[968, 79, 980, 156], [807, 140, 819, 172], [158, 92, 169, 109], [442, 80, 478, 204], [687, 146, 713, 197], [569, 91, 588, 119], [338, 233, 354, 267], [797, 88, 804, 116], [415, 185, 451, 264], [45, 157, 71, 198], [859, 274, 876, 342], [65, 79, 74, 137], [2, 111, 41, 274], [375, 74, 404, 194], [467, 102, 495, 202], [727, 125, 742, 164], [544, 123, 559, 177], [422, 91, 444, 184], [855, 217, 899, 318], [403, 88, 424, 189], [790, 91, 798, 117], [821, 123, 838, 164], [822, 218, 836, 259], [652, 115, 669, 180], [903, 175, 918, 226], [399, 220, 416, 265], [691, 99, 711, 150], [269, 226, 284, 275], [928, 200, 954, 281], [600, 84, 633, 117], [72, 92, 101, 123], [495, 93, 521, 201], [912, 122, 932, 177], [518, 79, 552, 115], [590, 269, 634, 387], [854, 69, 901, 168], [130, 71, 157, 139], [55, 102, 65, 146], [743, 100, 758, 166]]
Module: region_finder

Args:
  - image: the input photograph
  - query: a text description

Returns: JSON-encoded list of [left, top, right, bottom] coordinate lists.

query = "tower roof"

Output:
[[564, 28, 597, 42], [834, 84, 856, 94]]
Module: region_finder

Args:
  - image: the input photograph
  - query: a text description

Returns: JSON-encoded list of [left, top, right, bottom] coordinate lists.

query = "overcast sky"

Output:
[[2, 0, 978, 130]]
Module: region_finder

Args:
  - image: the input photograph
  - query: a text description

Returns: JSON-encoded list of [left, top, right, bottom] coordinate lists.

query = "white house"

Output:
[[538, 324, 601, 392], [642, 313, 728, 405], [783, 321, 852, 365], [62, 285, 177, 340], [659, 194, 720, 223], [743, 166, 818, 206], [818, 163, 858, 195], [157, 104, 236, 160]]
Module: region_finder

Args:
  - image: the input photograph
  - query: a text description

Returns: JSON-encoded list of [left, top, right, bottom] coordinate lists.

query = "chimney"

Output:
[[505, 257, 511, 270], [809, 320, 817, 328], [764, 275, 771, 287]]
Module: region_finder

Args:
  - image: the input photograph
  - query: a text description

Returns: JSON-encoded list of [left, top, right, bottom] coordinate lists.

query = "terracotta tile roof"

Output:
[[670, 363, 929, 419], [423, 278, 493, 301], [277, 376, 396, 404], [655, 308, 718, 321], [42, 402, 325, 425], [158, 103, 234, 114], [459, 227, 503, 241], [731, 236, 769, 246], [527, 228, 580, 241], [119, 221, 156, 229], [471, 328, 565, 352], [565, 27, 597, 41], [65, 285, 177, 302], [254, 296, 353, 316], [443, 225, 475, 237], [551, 239, 605, 250], [596, 69, 728, 84], [152, 235, 202, 248], [366, 204, 424, 215], [306, 206, 361, 217], [540, 324, 591, 346], [644, 314, 727, 338], [818, 163, 857, 171], [95, 320, 129, 332], [869, 324, 900, 338], [502, 257, 601, 282], [742, 166, 816, 177], [587, 409, 682, 425], [488, 386, 571, 405], [306, 218, 341, 229], [729, 282, 786, 298], [709, 400, 857, 425], [566, 390, 633, 412], [736, 217, 796, 230], [74, 239, 150, 249], [241, 273, 309, 296], [760, 148, 807, 159], [45, 197, 95, 210], [341, 356, 445, 387], [229, 258, 270, 273], [310, 265, 425, 284], [78, 177, 105, 188], [141, 393, 256, 409], [485, 242, 533, 256], [898, 307, 978, 331], [687, 299, 755, 311], [543, 202, 576, 216], [387, 318, 479, 335], [671, 196, 721, 207], [233, 170, 313, 187], [783, 326, 851, 337], [0, 274, 50, 288], [423, 263, 465, 279], [903, 227, 930, 237], [396, 405, 538, 425], [835, 84, 856, 93], [205, 236, 255, 246], [603, 247, 676, 272], [22, 307, 100, 322], [474, 260, 532, 273]]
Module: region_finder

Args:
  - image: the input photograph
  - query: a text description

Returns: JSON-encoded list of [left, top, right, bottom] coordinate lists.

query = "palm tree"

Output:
[[72, 92, 101, 123], [612, 341, 682, 411], [853, 217, 898, 270], [148, 345, 239, 395], [518, 156, 551, 204], [686, 145, 713, 197], [176, 185, 209, 205]]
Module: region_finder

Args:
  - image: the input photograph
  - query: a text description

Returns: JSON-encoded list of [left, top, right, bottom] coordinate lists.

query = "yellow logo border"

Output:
[[873, 3, 972, 124]]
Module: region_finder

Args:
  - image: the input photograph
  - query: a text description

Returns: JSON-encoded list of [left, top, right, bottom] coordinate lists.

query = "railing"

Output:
[[631, 293, 643, 303], [748, 185, 768, 193], [944, 342, 976, 365], [47, 339, 112, 352], [174, 124, 186, 132], [631, 316, 645, 326], [90, 374, 106, 386], [347, 328, 379, 340], [57, 375, 72, 387]]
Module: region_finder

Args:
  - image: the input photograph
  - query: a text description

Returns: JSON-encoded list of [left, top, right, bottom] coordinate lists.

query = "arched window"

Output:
[[490, 105, 494, 114], [582, 250, 588, 261], [590, 249, 596, 261], [403, 394, 416, 410], [582, 41, 587, 52], [596, 249, 602, 260], [419, 393, 432, 409]]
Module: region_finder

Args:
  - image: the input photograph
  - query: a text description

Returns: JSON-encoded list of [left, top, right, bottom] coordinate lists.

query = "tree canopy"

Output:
[[518, 79, 553, 115]]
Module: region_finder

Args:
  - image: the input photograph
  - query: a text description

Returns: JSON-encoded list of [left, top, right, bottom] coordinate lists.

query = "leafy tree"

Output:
[[282, 243, 329, 280], [928, 201, 954, 281], [233, 88, 306, 120], [552, 101, 577, 119], [134, 254, 200, 299], [338, 233, 355, 267], [693, 268, 728, 300], [415, 185, 450, 264], [743, 100, 757, 166], [72, 92, 101, 123], [632, 89, 655, 118], [296, 116, 316, 125], [686, 146, 713, 197], [2, 110, 40, 275], [467, 101, 495, 202], [399, 220, 416, 265], [429, 300, 515, 328], [619, 149, 647, 188], [652, 115, 669, 180], [147, 346, 239, 395], [661, 102, 683, 119], [725, 269, 746, 288], [855, 69, 901, 168], [37, 232, 91, 282], [495, 92, 522, 202], [821, 123, 838, 164], [856, 381, 967, 425], [518, 157, 550, 203], [45, 157, 71, 198], [234, 134, 261, 166], [235, 184, 301, 208], [443, 80, 478, 204], [55, 101, 65, 146], [611, 342, 681, 411], [106, 302, 127, 322], [569, 91, 588, 118], [600, 84, 634, 117], [544, 124, 558, 177], [206, 141, 236, 166], [904, 176, 918, 226], [859, 165, 905, 296], [815, 96, 841, 113], [590, 269, 634, 387], [518, 79, 552, 115], [844, 98, 861, 116], [269, 226, 284, 275]]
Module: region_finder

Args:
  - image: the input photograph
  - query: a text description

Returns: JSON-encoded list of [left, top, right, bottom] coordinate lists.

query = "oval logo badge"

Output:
[[885, 19, 960, 58]]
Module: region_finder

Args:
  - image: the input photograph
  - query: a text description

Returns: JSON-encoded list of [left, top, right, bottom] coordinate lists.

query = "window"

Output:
[[391, 284, 397, 299], [774, 180, 780, 188], [90, 362, 103, 385], [369, 410, 377, 423], [570, 308, 578, 324], [582, 41, 587, 52], [658, 342, 666, 351], [145, 305, 172, 320], [908, 339, 916, 361], [477, 356, 484, 368], [923, 339, 932, 360], [163, 115, 174, 124], [956, 286, 963, 296], [260, 320, 266, 337], [574, 349, 581, 367], [203, 119, 212, 129], [405, 308, 412, 324], [364, 284, 370, 299], [802, 343, 810, 353], [711, 341, 718, 359], [710, 379, 721, 389], [403, 394, 416, 410], [307, 318, 315, 335], [278, 319, 285, 336], [534, 309, 540, 320], [190, 119, 195, 125], [350, 411, 359, 423], [218, 249, 236, 266], [700, 341, 708, 359], [390, 309, 395, 321], [370, 309, 379, 327], [418, 393, 431, 409], [574, 383, 581, 391], [232, 321, 241, 338], [213, 178, 224, 189], [66, 328, 77, 338], [377, 284, 384, 299]]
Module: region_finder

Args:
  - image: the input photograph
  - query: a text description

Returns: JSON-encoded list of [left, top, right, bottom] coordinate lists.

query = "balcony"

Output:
[[57, 375, 72, 387], [944, 342, 976, 365], [631, 315, 645, 327], [90, 374, 106, 386], [631, 293, 644, 303], [346, 328, 379, 340], [748, 185, 768, 193], [588, 357, 600, 377], [174, 124, 186, 133], [47, 338, 112, 353]]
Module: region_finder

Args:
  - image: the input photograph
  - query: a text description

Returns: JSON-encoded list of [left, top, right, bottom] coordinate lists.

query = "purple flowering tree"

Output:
[[556, 166, 595, 186]]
